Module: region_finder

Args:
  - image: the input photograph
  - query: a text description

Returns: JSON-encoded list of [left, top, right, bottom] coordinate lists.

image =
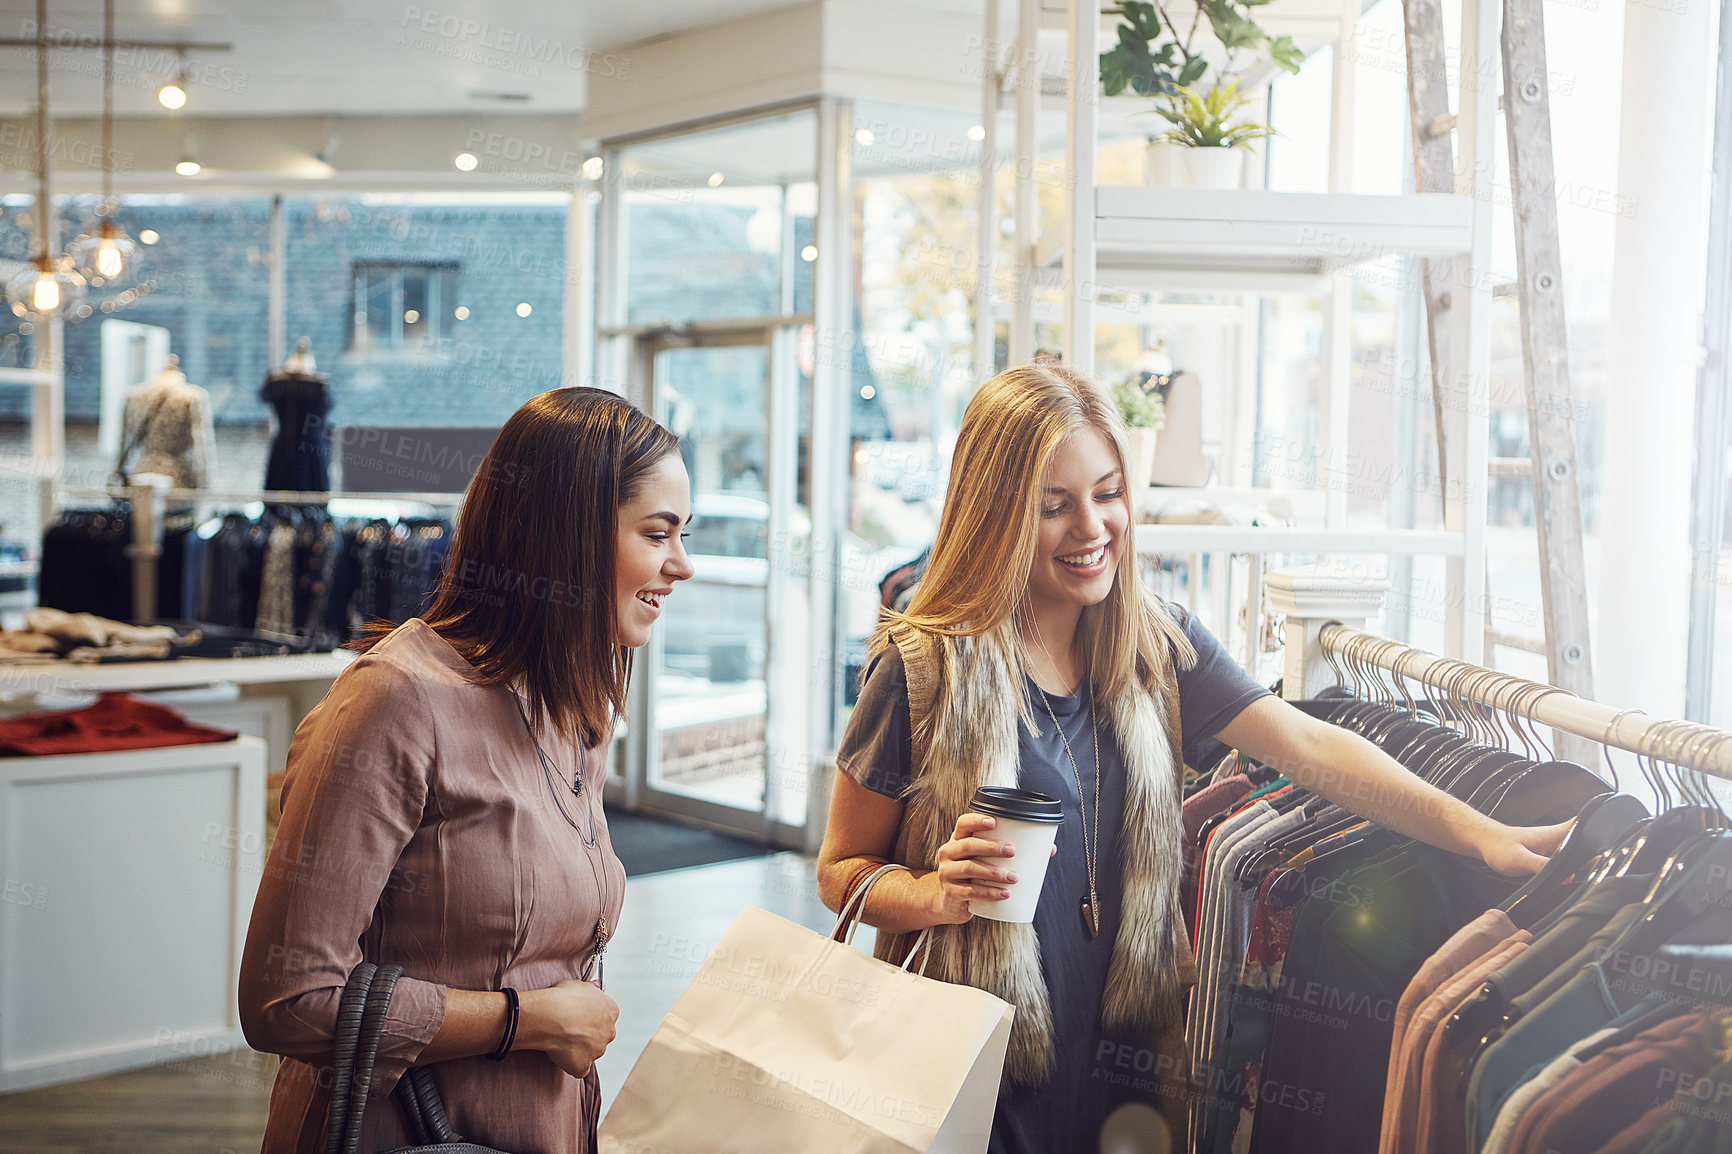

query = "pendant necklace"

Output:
[[514, 696, 611, 985], [1037, 681, 1103, 938]]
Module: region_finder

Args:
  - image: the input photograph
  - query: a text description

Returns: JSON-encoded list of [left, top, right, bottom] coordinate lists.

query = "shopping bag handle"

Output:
[[831, 862, 906, 945], [833, 863, 938, 978], [899, 927, 935, 978]]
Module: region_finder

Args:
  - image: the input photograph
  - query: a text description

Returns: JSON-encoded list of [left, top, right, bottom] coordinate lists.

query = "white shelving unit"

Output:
[[0, 358, 63, 547], [983, 0, 1497, 664], [1048, 186, 1477, 289]]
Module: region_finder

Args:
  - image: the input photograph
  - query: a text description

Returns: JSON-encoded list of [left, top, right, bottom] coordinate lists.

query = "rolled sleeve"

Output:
[[836, 647, 915, 799], [239, 655, 447, 1090]]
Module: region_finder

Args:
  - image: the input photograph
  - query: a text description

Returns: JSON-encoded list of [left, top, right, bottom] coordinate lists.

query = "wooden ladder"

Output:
[[1402, 0, 1596, 703]]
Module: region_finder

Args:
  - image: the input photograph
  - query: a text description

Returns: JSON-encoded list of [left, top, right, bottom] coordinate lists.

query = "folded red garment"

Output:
[[0, 693, 237, 756]]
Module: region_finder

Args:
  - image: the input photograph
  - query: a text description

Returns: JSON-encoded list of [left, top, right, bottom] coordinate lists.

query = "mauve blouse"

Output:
[[240, 617, 627, 1154]]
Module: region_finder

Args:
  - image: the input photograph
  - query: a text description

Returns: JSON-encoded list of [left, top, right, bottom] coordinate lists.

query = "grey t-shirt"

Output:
[[834, 606, 1270, 1154]]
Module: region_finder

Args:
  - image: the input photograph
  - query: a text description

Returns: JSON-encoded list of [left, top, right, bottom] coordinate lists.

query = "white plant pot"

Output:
[[1144, 140, 1190, 187], [1184, 146, 1245, 190], [1144, 141, 1245, 190], [1123, 427, 1160, 491]]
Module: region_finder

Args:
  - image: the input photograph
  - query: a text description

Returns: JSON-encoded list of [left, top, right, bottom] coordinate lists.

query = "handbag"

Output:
[[597, 863, 1015, 1153], [327, 962, 515, 1154]]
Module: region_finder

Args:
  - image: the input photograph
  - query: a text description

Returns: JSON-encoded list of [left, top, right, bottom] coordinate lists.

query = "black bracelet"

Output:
[[486, 987, 519, 1062]]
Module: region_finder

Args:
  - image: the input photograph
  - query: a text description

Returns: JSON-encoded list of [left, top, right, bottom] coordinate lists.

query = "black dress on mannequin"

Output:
[[261, 371, 332, 493]]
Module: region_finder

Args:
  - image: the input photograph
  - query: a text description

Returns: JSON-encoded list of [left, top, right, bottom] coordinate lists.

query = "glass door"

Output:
[[622, 324, 810, 843]]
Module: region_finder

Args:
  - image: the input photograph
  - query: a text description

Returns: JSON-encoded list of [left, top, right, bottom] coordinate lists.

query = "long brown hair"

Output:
[[878, 362, 1194, 707], [352, 387, 679, 748]]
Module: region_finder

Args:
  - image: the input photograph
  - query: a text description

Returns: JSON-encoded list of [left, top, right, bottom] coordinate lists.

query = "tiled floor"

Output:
[[0, 853, 840, 1152]]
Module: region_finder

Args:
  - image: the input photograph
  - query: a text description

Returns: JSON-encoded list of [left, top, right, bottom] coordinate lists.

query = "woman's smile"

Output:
[[1054, 541, 1112, 579]]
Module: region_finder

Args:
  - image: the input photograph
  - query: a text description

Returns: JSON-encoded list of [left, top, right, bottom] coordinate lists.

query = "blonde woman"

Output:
[[816, 363, 1569, 1153]]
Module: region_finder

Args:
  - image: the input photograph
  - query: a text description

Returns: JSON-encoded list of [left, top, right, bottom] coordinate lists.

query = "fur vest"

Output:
[[872, 622, 1197, 1088]]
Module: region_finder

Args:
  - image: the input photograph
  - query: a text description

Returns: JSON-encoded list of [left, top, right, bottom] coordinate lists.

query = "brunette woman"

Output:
[[816, 363, 1568, 1153], [241, 387, 693, 1153]]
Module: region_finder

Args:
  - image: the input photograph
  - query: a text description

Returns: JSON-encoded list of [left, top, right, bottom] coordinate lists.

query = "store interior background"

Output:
[[0, 0, 1726, 1144]]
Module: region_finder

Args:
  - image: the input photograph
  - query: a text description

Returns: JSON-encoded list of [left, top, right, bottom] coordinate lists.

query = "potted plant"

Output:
[[1151, 80, 1278, 188], [1100, 0, 1303, 189], [1112, 375, 1167, 491]]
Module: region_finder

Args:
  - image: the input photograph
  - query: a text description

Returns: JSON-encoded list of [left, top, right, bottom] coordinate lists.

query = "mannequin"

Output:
[[262, 337, 332, 494], [118, 354, 216, 490]]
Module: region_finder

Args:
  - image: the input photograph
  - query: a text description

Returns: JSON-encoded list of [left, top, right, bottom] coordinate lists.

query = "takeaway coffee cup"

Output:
[[966, 786, 1064, 923]]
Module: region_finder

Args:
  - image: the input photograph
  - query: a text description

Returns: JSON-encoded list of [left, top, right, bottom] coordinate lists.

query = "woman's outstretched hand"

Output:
[[519, 979, 619, 1079], [1476, 819, 1575, 877]]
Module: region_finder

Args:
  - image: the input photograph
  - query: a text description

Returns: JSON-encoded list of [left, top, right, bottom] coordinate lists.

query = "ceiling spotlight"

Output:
[[967, 124, 986, 141], [139, 229, 159, 245], [175, 157, 201, 176], [515, 302, 532, 317], [453, 305, 470, 320], [707, 172, 725, 187], [581, 156, 604, 180], [800, 245, 818, 262], [454, 152, 479, 172], [158, 54, 189, 109], [854, 128, 874, 146]]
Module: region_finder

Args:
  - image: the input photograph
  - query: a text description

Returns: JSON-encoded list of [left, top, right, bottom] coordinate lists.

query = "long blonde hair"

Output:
[[876, 362, 1196, 703]]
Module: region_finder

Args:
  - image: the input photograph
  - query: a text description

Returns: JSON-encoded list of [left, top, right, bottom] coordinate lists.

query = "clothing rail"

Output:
[[1318, 623, 1732, 781], [54, 482, 462, 623], [60, 484, 465, 506]]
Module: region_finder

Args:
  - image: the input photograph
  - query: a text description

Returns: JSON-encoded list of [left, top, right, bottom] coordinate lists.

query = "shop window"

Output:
[[351, 261, 458, 352]]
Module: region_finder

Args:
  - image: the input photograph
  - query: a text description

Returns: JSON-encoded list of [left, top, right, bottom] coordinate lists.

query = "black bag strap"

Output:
[[344, 964, 402, 1154], [327, 963, 468, 1153], [326, 962, 377, 1154]]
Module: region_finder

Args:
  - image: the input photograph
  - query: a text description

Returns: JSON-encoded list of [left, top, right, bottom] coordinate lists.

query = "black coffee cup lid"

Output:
[[970, 786, 1064, 824]]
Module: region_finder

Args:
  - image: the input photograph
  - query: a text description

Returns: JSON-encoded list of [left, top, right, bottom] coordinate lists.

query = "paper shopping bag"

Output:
[[598, 905, 1013, 1153]]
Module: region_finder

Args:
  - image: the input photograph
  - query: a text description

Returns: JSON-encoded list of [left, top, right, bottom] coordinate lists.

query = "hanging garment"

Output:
[[1505, 1009, 1720, 1154], [1376, 910, 1526, 1153], [1479, 1024, 1622, 1154], [119, 375, 216, 490], [255, 517, 298, 637], [158, 512, 196, 620], [1189, 792, 1313, 1137], [1466, 944, 1674, 1146], [1386, 929, 1532, 1154], [0, 693, 235, 755], [1620, 1046, 1732, 1154], [1180, 769, 1253, 941], [386, 518, 452, 622], [291, 511, 337, 643], [38, 505, 134, 620], [1246, 842, 1516, 1154], [261, 372, 333, 493]]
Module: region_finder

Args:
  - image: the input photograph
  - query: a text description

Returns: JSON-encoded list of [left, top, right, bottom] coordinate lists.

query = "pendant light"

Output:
[[6, 0, 85, 321], [69, 0, 137, 287]]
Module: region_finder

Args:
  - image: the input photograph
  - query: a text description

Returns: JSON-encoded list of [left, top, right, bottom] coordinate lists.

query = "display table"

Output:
[[0, 736, 267, 1092], [0, 651, 353, 779]]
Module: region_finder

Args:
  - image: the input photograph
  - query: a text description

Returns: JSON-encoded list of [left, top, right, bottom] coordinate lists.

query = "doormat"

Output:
[[606, 809, 774, 877]]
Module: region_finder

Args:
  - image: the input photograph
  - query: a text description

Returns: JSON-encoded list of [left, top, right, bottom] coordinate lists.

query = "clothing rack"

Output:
[[55, 483, 464, 624], [1316, 622, 1732, 781]]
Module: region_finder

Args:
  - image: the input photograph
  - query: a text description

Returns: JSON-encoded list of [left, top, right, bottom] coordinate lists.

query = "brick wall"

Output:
[[0, 197, 569, 428]]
